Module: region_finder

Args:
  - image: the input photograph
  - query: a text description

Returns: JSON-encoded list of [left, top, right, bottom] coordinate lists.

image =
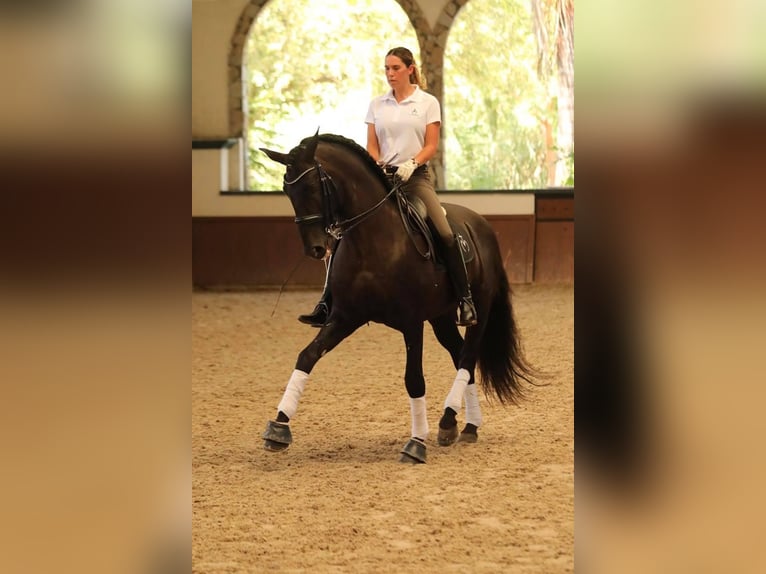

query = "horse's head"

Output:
[[260, 133, 329, 260]]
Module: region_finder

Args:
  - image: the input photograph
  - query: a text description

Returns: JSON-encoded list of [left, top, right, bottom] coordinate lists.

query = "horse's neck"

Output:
[[332, 177, 402, 247], [326, 157, 394, 219]]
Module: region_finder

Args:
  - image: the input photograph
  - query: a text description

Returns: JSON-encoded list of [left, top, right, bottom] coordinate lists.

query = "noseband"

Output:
[[284, 162, 398, 240]]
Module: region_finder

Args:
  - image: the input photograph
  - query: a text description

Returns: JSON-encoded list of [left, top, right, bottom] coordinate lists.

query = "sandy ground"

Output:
[[192, 285, 573, 573]]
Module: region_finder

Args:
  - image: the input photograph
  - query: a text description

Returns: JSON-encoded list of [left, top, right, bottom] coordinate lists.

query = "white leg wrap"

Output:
[[464, 383, 483, 427], [277, 369, 309, 420], [409, 396, 429, 440], [444, 368, 471, 413]]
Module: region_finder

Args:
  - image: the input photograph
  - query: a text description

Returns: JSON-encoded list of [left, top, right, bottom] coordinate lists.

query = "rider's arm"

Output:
[[412, 121, 441, 167], [366, 123, 381, 163]]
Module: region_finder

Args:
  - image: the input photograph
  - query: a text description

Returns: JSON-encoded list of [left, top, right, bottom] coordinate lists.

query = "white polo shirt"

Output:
[[365, 85, 441, 167]]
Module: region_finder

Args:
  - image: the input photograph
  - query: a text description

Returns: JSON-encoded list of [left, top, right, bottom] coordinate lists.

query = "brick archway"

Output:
[[228, 0, 469, 188]]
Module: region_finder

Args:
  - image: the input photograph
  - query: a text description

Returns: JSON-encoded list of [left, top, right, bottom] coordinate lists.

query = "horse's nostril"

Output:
[[311, 246, 325, 259]]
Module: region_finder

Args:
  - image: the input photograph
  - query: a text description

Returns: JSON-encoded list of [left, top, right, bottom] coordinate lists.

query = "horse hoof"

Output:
[[399, 452, 426, 464], [263, 439, 290, 452], [399, 438, 426, 463], [457, 431, 478, 443], [437, 425, 458, 446], [262, 420, 292, 452]]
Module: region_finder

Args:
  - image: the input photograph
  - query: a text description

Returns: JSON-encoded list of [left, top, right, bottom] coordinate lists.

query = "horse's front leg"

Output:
[[262, 319, 361, 452], [398, 323, 429, 464]]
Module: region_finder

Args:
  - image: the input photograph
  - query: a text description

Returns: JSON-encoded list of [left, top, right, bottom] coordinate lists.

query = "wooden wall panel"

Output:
[[192, 217, 327, 288], [485, 215, 535, 284], [193, 215, 536, 288], [534, 221, 574, 283], [534, 194, 574, 284], [536, 197, 574, 220], [534, 195, 574, 283]]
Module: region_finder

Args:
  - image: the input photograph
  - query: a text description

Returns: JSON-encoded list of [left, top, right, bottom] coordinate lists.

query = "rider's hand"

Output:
[[396, 158, 419, 182]]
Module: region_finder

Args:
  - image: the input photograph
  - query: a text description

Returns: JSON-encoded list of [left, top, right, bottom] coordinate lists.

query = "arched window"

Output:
[[244, 0, 418, 191], [444, 0, 572, 189]]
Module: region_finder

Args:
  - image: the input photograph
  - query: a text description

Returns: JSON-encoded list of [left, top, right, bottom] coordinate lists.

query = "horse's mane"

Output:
[[298, 133, 393, 192]]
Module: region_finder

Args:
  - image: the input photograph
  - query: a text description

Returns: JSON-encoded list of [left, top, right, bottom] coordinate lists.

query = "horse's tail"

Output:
[[477, 257, 538, 405]]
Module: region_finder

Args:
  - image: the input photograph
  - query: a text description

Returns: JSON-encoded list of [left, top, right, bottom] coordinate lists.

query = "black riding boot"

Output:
[[298, 290, 331, 327], [445, 235, 478, 326], [298, 254, 333, 327]]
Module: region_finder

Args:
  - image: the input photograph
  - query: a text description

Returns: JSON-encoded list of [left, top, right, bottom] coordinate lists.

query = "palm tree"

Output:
[[532, 0, 574, 186]]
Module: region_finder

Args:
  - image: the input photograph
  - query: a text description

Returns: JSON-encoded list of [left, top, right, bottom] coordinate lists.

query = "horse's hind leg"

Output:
[[429, 313, 463, 365], [458, 384, 482, 443], [429, 314, 484, 445]]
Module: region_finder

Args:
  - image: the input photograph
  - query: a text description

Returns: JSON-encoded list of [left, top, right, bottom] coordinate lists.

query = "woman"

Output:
[[299, 47, 477, 327]]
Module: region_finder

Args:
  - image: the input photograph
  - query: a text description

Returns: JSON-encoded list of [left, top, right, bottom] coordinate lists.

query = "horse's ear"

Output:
[[302, 132, 320, 161], [260, 148, 291, 166]]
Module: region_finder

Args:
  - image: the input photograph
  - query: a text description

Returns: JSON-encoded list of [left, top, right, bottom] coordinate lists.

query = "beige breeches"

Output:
[[402, 167, 454, 247]]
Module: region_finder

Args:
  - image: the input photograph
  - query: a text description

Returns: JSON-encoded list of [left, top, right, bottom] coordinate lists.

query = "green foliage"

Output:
[[444, 0, 557, 189], [246, 0, 416, 191], [562, 150, 574, 187], [244, 0, 571, 191]]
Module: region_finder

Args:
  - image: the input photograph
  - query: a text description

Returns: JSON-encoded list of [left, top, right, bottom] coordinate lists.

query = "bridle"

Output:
[[284, 162, 399, 240]]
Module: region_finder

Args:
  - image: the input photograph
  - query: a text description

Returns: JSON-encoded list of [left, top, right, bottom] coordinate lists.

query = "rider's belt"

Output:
[[382, 164, 427, 176]]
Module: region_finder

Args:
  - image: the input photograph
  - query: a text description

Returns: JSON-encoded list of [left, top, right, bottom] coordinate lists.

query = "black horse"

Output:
[[260, 133, 535, 463]]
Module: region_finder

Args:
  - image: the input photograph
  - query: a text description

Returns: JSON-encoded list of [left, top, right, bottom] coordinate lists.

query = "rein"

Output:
[[286, 162, 399, 240]]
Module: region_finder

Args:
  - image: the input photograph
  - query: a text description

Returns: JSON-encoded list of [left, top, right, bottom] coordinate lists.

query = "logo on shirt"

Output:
[[410, 107, 420, 116]]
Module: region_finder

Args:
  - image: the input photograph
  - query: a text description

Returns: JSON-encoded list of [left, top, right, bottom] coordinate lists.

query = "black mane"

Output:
[[298, 133, 393, 192]]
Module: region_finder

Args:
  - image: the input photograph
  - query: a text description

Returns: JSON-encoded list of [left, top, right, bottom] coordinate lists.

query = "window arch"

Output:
[[228, 0, 570, 191], [234, 0, 422, 190]]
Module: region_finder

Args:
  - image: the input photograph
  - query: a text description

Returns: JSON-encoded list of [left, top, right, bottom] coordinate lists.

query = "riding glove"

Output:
[[396, 158, 419, 182]]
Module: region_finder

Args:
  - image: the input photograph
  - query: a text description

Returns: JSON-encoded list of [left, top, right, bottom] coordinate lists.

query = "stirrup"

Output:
[[298, 301, 328, 327], [457, 299, 477, 327]]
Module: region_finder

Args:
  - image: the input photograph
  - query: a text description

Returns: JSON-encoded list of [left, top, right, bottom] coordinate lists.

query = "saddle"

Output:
[[394, 188, 475, 265]]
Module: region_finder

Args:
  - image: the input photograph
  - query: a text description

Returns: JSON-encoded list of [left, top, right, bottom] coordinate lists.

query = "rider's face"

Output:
[[385, 55, 412, 90]]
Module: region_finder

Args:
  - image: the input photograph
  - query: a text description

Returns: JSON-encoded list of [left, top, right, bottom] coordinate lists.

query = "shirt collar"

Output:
[[383, 85, 421, 103]]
